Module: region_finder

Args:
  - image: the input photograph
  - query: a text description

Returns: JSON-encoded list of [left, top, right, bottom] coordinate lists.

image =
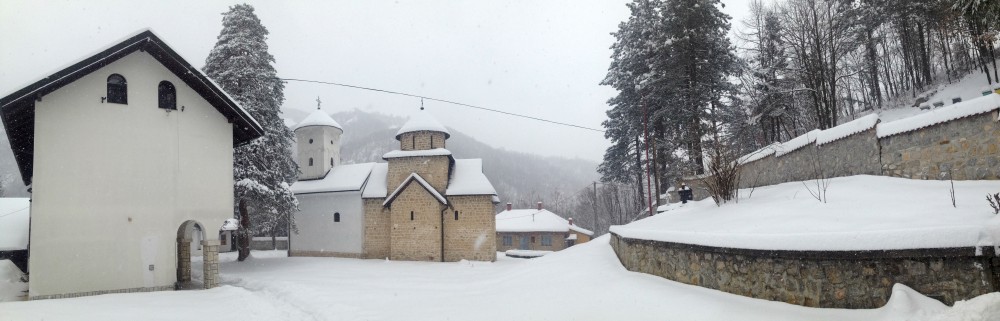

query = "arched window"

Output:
[[431, 135, 435, 148], [107, 74, 127, 104], [334, 212, 340, 222], [158, 81, 176, 109], [411, 135, 416, 149], [309, 138, 313, 144], [308, 158, 314, 166], [453, 210, 458, 220], [410, 211, 414, 220], [330, 158, 334, 166]]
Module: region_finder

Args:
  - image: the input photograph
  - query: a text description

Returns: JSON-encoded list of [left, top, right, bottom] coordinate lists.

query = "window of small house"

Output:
[[309, 158, 314, 166], [541, 235, 552, 246], [531, 236, 536, 243], [107, 74, 127, 104], [502, 235, 512, 246], [158, 81, 176, 110], [334, 212, 340, 222]]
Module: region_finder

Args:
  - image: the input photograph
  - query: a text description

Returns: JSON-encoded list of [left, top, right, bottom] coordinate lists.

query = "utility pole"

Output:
[[592, 181, 598, 234]]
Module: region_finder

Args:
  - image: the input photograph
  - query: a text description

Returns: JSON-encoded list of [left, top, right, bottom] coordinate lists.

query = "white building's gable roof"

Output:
[[446, 159, 497, 196], [0, 198, 30, 251], [495, 209, 593, 236], [383, 173, 447, 206], [295, 109, 343, 131], [291, 163, 376, 194], [395, 110, 451, 139], [362, 163, 389, 199]]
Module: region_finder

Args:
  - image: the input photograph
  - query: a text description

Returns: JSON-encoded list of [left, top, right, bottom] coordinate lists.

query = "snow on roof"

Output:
[[395, 110, 451, 139], [362, 163, 389, 199], [877, 94, 1000, 138], [496, 209, 591, 235], [610, 175, 1000, 251], [446, 159, 497, 196], [294, 109, 343, 131], [382, 148, 452, 159], [566, 234, 578, 240], [816, 114, 879, 146], [291, 163, 375, 194], [504, 249, 552, 258], [220, 218, 239, 231], [737, 143, 778, 165], [774, 129, 820, 157], [0, 198, 30, 251], [383, 173, 447, 206], [569, 224, 594, 236], [283, 118, 297, 128]]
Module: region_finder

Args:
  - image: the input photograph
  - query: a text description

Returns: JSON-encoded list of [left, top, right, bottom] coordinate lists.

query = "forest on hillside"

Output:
[[593, 0, 1000, 224]]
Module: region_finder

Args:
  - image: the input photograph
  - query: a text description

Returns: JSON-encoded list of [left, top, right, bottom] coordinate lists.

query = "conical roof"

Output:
[[395, 110, 450, 140], [295, 109, 342, 131]]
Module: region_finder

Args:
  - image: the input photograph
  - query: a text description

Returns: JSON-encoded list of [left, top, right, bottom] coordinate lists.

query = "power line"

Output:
[[277, 77, 606, 133]]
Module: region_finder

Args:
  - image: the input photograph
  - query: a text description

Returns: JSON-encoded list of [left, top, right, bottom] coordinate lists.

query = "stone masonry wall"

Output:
[[399, 131, 447, 151], [774, 145, 820, 183], [817, 128, 881, 178], [386, 156, 451, 193], [444, 195, 497, 262], [363, 198, 391, 259], [880, 111, 1000, 180], [611, 234, 1000, 308], [389, 185, 446, 261], [738, 155, 779, 189]]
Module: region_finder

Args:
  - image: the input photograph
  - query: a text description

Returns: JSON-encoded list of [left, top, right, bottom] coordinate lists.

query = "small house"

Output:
[[496, 202, 593, 253]]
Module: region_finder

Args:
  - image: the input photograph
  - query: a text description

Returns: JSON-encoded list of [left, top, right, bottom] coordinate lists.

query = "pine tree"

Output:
[[203, 4, 298, 261]]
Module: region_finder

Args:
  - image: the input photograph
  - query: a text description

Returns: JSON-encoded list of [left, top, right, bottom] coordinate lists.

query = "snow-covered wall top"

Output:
[[774, 129, 820, 157], [395, 110, 451, 139], [877, 94, 1000, 138], [294, 109, 343, 131], [0, 198, 29, 251], [737, 143, 778, 165], [291, 163, 375, 194], [816, 114, 879, 146], [446, 159, 497, 196]]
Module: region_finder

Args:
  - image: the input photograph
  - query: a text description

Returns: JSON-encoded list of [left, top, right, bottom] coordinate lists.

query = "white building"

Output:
[[0, 30, 263, 299]]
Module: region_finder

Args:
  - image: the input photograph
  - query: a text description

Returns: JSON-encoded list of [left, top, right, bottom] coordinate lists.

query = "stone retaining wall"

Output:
[[610, 233, 1000, 308]]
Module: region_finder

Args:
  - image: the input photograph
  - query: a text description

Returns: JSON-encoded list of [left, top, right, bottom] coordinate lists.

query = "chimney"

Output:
[[506, 203, 512, 211], [537, 202, 543, 210], [568, 218, 574, 226]]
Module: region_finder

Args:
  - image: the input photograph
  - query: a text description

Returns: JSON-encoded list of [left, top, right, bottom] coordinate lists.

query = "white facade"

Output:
[[27, 51, 235, 297], [295, 113, 343, 180], [290, 191, 365, 255]]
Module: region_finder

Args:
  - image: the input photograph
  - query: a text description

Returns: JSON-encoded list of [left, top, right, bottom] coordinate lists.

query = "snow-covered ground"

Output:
[[2, 237, 998, 320], [615, 175, 1000, 251]]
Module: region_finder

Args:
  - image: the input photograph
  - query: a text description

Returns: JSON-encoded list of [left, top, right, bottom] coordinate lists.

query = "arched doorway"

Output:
[[176, 220, 221, 290]]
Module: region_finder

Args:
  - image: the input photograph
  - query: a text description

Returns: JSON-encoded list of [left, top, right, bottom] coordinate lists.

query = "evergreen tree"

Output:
[[203, 4, 298, 261]]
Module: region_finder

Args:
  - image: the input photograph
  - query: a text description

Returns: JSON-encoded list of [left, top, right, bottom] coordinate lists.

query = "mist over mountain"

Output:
[[288, 108, 600, 213]]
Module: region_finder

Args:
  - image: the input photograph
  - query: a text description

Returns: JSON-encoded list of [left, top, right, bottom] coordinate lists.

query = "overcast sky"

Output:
[[0, 0, 751, 163]]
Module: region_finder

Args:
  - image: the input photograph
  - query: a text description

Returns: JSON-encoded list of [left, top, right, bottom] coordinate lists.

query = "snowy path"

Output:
[[1, 238, 997, 320]]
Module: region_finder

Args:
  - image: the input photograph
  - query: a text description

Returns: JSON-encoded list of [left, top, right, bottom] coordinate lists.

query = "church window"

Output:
[[330, 158, 334, 166], [158, 81, 176, 110], [541, 235, 552, 246], [410, 211, 414, 220], [309, 138, 313, 144], [334, 212, 340, 222], [308, 158, 314, 166], [106, 74, 127, 104], [502, 235, 512, 246], [330, 140, 334, 145], [411, 135, 415, 149], [431, 135, 434, 148], [453, 210, 458, 220]]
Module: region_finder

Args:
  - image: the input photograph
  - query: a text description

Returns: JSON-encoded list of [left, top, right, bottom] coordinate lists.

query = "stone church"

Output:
[[289, 108, 499, 261]]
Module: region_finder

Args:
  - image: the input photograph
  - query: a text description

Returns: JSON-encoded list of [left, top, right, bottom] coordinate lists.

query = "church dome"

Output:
[[295, 109, 342, 131], [395, 110, 450, 140]]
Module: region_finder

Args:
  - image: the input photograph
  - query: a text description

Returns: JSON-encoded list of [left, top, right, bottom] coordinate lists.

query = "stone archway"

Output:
[[176, 220, 220, 290]]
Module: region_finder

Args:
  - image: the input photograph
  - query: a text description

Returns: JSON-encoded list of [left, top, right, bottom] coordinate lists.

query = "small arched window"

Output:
[[158, 81, 176, 110], [107, 74, 127, 104], [308, 158, 314, 166], [411, 135, 416, 149], [330, 158, 334, 166], [334, 212, 340, 222], [453, 210, 458, 220], [309, 138, 313, 144], [431, 135, 435, 148], [410, 211, 414, 220]]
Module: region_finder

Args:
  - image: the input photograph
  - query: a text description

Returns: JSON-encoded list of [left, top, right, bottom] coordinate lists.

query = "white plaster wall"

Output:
[[290, 191, 364, 254], [28, 51, 234, 297], [295, 126, 342, 180]]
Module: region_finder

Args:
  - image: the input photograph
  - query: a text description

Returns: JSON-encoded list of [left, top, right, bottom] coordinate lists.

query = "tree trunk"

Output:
[[237, 199, 251, 262]]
